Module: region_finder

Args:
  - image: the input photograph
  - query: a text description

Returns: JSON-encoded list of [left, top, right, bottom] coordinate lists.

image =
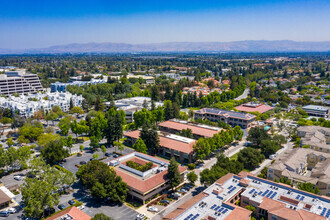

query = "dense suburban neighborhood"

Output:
[[0, 53, 329, 220]]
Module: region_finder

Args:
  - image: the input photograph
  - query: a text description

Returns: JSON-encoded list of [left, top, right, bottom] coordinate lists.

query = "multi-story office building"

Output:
[[164, 171, 330, 220], [302, 105, 330, 118], [194, 108, 256, 129], [0, 70, 43, 95]]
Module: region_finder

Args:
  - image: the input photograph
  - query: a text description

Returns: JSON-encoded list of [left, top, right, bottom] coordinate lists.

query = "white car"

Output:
[[13, 176, 22, 181], [6, 207, 16, 214], [147, 206, 159, 212], [136, 213, 146, 220]]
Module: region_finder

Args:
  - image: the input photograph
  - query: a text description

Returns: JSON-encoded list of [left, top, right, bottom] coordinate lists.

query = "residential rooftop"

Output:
[[46, 206, 91, 220]]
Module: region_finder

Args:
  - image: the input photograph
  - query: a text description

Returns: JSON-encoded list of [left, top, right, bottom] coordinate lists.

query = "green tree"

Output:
[[164, 100, 174, 120], [19, 122, 44, 142], [101, 145, 106, 157], [298, 182, 320, 194], [46, 111, 58, 125], [193, 138, 211, 161], [6, 137, 14, 147], [40, 139, 69, 165], [65, 135, 73, 154], [247, 127, 269, 146], [167, 157, 181, 190], [105, 109, 123, 145], [140, 123, 159, 155], [133, 108, 153, 128], [80, 145, 84, 152], [187, 171, 198, 185], [37, 133, 61, 148], [58, 118, 71, 135], [237, 147, 265, 170], [93, 153, 100, 160], [94, 96, 105, 111], [76, 160, 128, 202], [20, 158, 75, 218], [70, 106, 84, 116], [92, 213, 113, 220], [133, 138, 148, 154], [90, 113, 107, 149]]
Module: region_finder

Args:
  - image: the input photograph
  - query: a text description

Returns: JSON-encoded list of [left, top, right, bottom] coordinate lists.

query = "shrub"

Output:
[[188, 164, 196, 170]]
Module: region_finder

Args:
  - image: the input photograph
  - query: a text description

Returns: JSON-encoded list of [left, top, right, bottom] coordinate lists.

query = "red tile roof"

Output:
[[158, 121, 220, 138], [124, 130, 196, 154], [46, 206, 91, 220], [235, 103, 274, 114], [259, 197, 325, 220], [114, 161, 186, 194]]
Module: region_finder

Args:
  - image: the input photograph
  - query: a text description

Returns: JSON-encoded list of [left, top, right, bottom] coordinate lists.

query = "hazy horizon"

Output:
[[2, 0, 330, 49]]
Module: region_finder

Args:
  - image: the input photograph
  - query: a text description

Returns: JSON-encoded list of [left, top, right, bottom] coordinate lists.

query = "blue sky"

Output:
[[1, 0, 329, 49]]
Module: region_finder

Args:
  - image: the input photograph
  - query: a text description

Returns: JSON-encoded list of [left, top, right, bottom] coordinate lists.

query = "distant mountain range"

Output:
[[1, 40, 330, 54]]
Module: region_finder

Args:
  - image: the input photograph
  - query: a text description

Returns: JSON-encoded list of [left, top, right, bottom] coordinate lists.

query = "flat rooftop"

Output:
[[195, 108, 256, 121], [302, 105, 329, 111], [165, 172, 330, 220]]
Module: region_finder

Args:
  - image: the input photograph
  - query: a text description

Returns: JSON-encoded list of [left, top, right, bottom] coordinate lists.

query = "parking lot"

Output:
[[62, 146, 134, 174]]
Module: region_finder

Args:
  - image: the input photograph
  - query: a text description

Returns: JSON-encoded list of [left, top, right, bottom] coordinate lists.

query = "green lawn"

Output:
[[230, 152, 239, 161]]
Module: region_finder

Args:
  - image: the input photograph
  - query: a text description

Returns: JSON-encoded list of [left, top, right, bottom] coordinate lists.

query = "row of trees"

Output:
[[0, 144, 32, 173], [193, 126, 244, 160]]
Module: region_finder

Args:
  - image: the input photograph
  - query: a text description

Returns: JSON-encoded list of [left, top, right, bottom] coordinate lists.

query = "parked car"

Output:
[[113, 154, 119, 158], [58, 204, 66, 210], [178, 188, 187, 194], [80, 161, 87, 165], [0, 211, 9, 217], [160, 199, 171, 204], [105, 153, 111, 157], [14, 175, 22, 181], [147, 206, 159, 212], [136, 213, 146, 220], [6, 207, 16, 214], [68, 200, 76, 205]]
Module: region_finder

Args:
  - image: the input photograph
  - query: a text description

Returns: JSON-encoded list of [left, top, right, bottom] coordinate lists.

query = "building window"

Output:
[[271, 215, 278, 220]]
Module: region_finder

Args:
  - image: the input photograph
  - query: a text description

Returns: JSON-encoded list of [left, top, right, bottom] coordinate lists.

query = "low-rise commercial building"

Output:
[[235, 102, 274, 114], [164, 171, 330, 220], [297, 126, 330, 153], [302, 105, 330, 118], [105, 152, 186, 204], [158, 119, 222, 139], [124, 130, 196, 163], [50, 79, 105, 93], [0, 92, 83, 118], [0, 70, 43, 95], [106, 97, 163, 123], [46, 206, 91, 220], [0, 185, 15, 210], [268, 148, 330, 196], [194, 108, 256, 129]]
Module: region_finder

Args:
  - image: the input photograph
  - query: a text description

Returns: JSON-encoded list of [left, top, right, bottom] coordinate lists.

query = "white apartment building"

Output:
[[0, 92, 83, 118]]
